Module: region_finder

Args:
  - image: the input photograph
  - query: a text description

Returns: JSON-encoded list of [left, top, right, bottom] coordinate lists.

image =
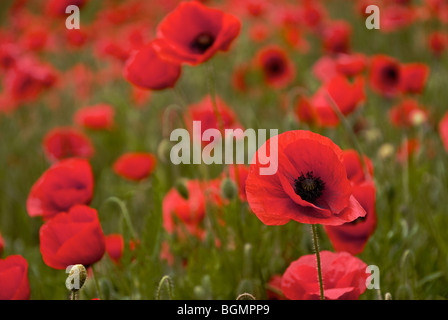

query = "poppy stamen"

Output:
[[191, 33, 215, 53], [294, 171, 325, 203]]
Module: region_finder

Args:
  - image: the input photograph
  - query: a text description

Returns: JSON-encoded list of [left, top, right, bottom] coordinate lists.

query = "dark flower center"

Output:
[[293, 171, 325, 203], [382, 65, 400, 85], [265, 57, 285, 76], [190, 33, 215, 53]]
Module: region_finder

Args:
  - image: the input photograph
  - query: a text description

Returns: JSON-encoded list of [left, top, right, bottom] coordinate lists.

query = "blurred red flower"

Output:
[[334, 53, 368, 78], [74, 104, 115, 130], [342, 149, 374, 185], [0, 255, 30, 300], [389, 99, 429, 128], [163, 180, 206, 240], [46, 0, 88, 17], [321, 20, 351, 54], [281, 251, 368, 300], [39, 205, 106, 270], [185, 95, 243, 137], [400, 63, 429, 94], [397, 138, 420, 163], [105, 234, 124, 264], [153, 1, 241, 65], [439, 111, 448, 152], [27, 158, 94, 220], [246, 130, 366, 226], [124, 41, 181, 90], [428, 31, 448, 56], [255, 45, 295, 89], [113, 152, 157, 181], [43, 127, 94, 163], [369, 55, 402, 97], [225, 164, 249, 201]]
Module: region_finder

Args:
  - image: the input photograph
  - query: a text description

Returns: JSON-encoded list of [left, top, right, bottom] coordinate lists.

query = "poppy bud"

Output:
[[378, 143, 395, 160], [175, 179, 189, 200], [157, 139, 172, 164], [385, 292, 392, 300], [65, 264, 87, 292], [221, 178, 237, 200]]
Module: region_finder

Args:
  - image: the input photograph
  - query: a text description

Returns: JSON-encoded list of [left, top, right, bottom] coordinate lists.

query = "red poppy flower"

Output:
[[0, 255, 30, 300], [66, 29, 89, 48], [324, 181, 377, 255], [153, 1, 241, 65], [27, 158, 94, 220], [323, 75, 365, 116], [369, 55, 402, 97], [400, 63, 429, 94], [439, 111, 448, 152], [321, 20, 352, 54], [335, 53, 368, 77], [281, 251, 368, 300], [266, 274, 288, 300], [428, 31, 448, 56], [74, 104, 115, 130], [124, 41, 181, 90], [389, 99, 429, 128], [46, 0, 88, 17], [381, 5, 416, 32], [163, 180, 206, 240], [342, 149, 374, 185], [113, 152, 157, 181], [255, 45, 295, 89], [105, 234, 124, 264], [39, 205, 106, 270], [43, 127, 94, 163], [246, 130, 366, 226], [295, 96, 318, 126], [312, 56, 339, 83], [397, 138, 420, 163], [185, 95, 243, 137], [0, 43, 20, 71]]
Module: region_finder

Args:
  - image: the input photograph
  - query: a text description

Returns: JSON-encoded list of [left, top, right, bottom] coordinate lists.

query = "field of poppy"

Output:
[[0, 0, 448, 301]]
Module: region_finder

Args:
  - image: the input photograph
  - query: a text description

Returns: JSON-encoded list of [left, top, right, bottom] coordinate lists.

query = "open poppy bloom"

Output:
[[389, 99, 429, 128], [163, 180, 207, 240], [0, 255, 30, 300], [334, 53, 368, 77], [113, 152, 157, 181], [321, 20, 352, 54], [185, 95, 243, 137], [281, 251, 368, 300], [43, 127, 94, 163], [105, 234, 124, 264], [27, 158, 94, 220], [39, 205, 106, 270], [369, 55, 402, 97], [153, 1, 241, 65], [439, 111, 448, 153], [246, 130, 366, 226], [325, 181, 377, 255], [400, 63, 429, 94], [321, 75, 365, 116], [74, 104, 115, 130], [124, 40, 181, 90], [254, 45, 295, 89], [266, 274, 288, 300]]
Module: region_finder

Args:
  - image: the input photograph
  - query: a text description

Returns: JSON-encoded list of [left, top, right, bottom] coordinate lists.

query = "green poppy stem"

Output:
[[311, 224, 325, 300], [90, 265, 104, 300]]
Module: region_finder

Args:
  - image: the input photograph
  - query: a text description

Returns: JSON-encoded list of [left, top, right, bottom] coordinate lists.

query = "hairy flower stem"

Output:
[[156, 275, 174, 300], [105, 197, 138, 241], [311, 224, 325, 300]]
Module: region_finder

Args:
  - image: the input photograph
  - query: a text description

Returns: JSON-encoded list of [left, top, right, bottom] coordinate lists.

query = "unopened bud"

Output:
[[157, 139, 172, 164], [65, 264, 87, 292], [377, 143, 394, 160], [175, 178, 189, 200], [221, 178, 237, 200]]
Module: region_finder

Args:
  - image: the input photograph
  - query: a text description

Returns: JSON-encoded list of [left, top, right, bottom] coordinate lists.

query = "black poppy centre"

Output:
[[265, 56, 286, 77], [294, 171, 325, 203], [191, 32, 215, 53], [381, 65, 400, 85]]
